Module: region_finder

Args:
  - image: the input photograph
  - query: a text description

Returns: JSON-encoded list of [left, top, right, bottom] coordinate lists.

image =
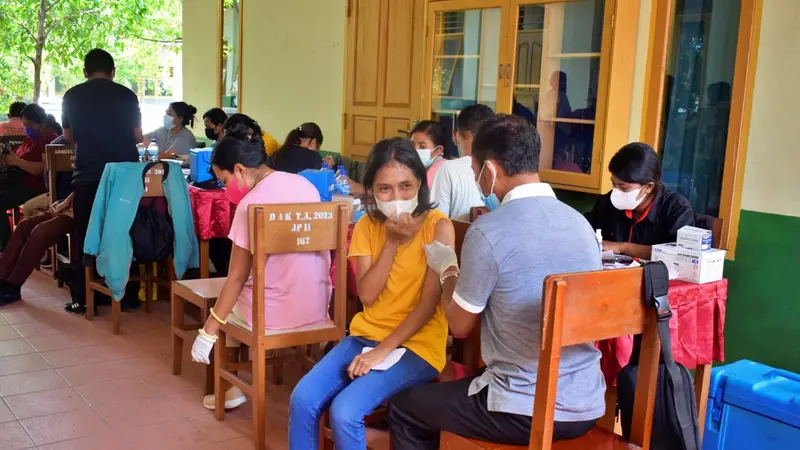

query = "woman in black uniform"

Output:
[[585, 142, 694, 260]]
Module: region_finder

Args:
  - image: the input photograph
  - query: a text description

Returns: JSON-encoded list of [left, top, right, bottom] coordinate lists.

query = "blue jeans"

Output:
[[289, 336, 438, 449]]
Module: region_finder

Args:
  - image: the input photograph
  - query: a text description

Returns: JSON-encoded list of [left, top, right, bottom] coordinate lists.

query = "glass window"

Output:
[[660, 0, 741, 216], [221, 0, 241, 114], [512, 0, 604, 175]]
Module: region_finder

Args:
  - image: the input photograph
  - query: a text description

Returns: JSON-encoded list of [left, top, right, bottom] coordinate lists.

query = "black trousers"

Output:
[[387, 374, 597, 450]]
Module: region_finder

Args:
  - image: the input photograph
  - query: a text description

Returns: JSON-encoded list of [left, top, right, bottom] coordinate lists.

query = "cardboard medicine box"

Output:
[[650, 243, 726, 284], [677, 225, 713, 251]]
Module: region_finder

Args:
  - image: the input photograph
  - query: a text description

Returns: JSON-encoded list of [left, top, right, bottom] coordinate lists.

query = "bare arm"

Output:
[[62, 128, 74, 143], [10, 157, 45, 176], [202, 244, 253, 335], [605, 241, 651, 260], [353, 240, 398, 307]]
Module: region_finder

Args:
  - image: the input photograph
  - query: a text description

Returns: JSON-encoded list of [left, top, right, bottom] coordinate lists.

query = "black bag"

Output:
[[617, 261, 701, 450], [130, 162, 174, 264]]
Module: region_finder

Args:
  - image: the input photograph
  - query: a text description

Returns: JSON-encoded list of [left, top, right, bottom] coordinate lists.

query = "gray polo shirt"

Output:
[[454, 182, 606, 421], [147, 126, 197, 156]]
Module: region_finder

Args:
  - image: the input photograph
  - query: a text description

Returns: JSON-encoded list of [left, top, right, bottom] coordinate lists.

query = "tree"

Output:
[[0, 0, 180, 103]]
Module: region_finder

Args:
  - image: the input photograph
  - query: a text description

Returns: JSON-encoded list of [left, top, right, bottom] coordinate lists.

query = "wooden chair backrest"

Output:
[[531, 268, 660, 450], [452, 218, 482, 372], [0, 134, 26, 151], [248, 202, 350, 338], [694, 214, 725, 249], [143, 163, 166, 198], [44, 144, 75, 202]]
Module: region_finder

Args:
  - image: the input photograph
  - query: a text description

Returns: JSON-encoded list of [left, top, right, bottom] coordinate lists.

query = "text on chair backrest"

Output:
[[45, 145, 75, 173], [249, 202, 349, 255]]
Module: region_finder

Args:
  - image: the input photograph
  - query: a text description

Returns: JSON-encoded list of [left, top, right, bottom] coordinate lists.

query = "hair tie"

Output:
[[297, 126, 303, 132]]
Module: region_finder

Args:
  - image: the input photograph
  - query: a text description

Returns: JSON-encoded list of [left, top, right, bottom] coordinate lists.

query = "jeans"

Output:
[[289, 336, 438, 450], [387, 373, 598, 449]]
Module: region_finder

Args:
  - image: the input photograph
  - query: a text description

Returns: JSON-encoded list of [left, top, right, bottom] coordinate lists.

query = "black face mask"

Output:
[[205, 127, 218, 141]]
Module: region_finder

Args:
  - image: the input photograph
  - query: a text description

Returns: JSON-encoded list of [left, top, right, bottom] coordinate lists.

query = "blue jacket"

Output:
[[84, 162, 199, 300]]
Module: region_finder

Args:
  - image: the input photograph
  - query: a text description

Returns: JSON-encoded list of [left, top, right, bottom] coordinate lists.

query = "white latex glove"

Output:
[[191, 332, 216, 364], [424, 241, 458, 276]]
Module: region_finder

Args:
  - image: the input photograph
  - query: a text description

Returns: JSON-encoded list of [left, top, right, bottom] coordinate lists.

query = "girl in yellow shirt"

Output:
[[289, 137, 454, 448]]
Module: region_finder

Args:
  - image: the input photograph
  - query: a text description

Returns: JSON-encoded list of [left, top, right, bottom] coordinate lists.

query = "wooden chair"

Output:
[[469, 206, 489, 222], [171, 277, 226, 395], [43, 144, 76, 283], [85, 163, 176, 334], [214, 202, 349, 450], [1, 135, 27, 227], [441, 267, 663, 450]]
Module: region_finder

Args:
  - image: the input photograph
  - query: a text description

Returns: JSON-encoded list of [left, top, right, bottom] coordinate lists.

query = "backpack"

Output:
[[130, 161, 174, 264], [617, 261, 701, 450]]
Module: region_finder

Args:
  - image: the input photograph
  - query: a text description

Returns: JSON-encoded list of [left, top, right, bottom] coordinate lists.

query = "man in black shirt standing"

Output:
[[62, 49, 143, 314]]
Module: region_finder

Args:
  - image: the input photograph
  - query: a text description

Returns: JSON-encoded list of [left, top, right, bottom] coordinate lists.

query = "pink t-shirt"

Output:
[[228, 171, 332, 330], [426, 158, 445, 188], [0, 118, 25, 136]]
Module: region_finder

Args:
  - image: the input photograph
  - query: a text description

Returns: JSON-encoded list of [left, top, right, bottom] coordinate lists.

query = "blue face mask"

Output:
[[476, 161, 501, 211]]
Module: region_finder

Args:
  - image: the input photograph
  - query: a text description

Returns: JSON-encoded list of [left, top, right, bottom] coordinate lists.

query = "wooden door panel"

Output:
[[353, 0, 381, 106], [344, 0, 425, 159]]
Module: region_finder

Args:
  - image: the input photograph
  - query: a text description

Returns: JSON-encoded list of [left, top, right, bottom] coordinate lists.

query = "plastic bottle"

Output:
[[136, 143, 146, 162], [147, 139, 159, 162], [337, 166, 350, 196]]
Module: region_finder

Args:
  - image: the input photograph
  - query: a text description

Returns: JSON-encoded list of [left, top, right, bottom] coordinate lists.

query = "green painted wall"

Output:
[[722, 210, 800, 372]]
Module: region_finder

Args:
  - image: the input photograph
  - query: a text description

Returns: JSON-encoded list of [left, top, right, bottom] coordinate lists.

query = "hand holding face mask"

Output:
[[386, 213, 421, 244]]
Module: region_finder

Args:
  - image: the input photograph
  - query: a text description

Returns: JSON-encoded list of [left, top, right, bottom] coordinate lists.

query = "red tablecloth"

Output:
[[188, 186, 234, 240], [597, 278, 728, 385]]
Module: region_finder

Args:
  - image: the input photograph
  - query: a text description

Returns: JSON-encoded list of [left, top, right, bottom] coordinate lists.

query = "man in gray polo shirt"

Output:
[[388, 115, 605, 448]]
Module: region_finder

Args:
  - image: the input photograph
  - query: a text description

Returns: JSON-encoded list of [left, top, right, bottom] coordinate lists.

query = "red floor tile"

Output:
[[0, 339, 36, 358], [40, 345, 112, 369], [0, 353, 51, 377], [4, 387, 89, 420], [0, 399, 17, 423], [0, 325, 22, 340], [0, 420, 36, 449], [56, 359, 139, 386], [75, 378, 157, 407], [19, 408, 110, 446], [0, 369, 69, 396], [36, 433, 131, 450], [122, 419, 222, 450]]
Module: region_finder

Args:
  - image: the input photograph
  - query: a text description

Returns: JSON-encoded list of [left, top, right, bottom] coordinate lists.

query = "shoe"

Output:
[[0, 282, 21, 306], [122, 299, 141, 312], [203, 386, 247, 411], [40, 254, 52, 268], [64, 302, 87, 315]]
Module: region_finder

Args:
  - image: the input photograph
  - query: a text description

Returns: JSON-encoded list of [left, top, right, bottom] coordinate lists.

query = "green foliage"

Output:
[[0, 0, 182, 104]]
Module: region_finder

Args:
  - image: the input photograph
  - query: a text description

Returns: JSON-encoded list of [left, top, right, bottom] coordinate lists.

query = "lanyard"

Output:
[[625, 200, 655, 243]]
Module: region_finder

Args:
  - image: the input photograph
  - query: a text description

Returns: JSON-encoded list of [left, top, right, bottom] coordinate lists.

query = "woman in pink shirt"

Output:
[[410, 120, 448, 188], [190, 126, 332, 410]]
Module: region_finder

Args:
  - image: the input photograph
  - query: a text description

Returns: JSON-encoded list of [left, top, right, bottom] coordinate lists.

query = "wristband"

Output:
[[439, 269, 460, 287]]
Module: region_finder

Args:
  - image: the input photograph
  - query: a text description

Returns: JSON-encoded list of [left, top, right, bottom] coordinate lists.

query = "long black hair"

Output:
[[362, 137, 435, 221], [281, 122, 323, 150], [608, 142, 663, 191], [202, 108, 227, 126], [21, 104, 62, 134], [211, 126, 268, 172], [170, 102, 197, 128]]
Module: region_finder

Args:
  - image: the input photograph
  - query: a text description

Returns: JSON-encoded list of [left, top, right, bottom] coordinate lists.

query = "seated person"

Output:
[[202, 107, 227, 145], [223, 113, 280, 156], [189, 129, 332, 410], [0, 193, 74, 305], [431, 104, 494, 221], [288, 138, 453, 449], [410, 120, 448, 188], [22, 134, 71, 218], [0, 104, 59, 249], [144, 101, 198, 160], [388, 115, 605, 448], [0, 102, 26, 136], [272, 122, 324, 174], [585, 142, 694, 259]]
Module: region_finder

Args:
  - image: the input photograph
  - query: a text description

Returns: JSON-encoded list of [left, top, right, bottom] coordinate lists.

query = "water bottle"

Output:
[[336, 166, 350, 196], [333, 165, 342, 195], [147, 139, 158, 162], [136, 143, 146, 162]]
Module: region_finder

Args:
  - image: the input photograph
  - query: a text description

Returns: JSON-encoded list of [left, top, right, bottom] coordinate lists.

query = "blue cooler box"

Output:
[[190, 148, 214, 182], [299, 169, 335, 202], [704, 360, 800, 449]]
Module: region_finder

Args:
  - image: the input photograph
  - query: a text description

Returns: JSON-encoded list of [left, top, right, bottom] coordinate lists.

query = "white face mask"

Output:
[[375, 194, 419, 220], [610, 187, 645, 211], [163, 114, 175, 130]]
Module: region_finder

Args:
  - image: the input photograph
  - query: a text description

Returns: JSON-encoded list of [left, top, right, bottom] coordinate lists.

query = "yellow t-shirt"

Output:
[[348, 209, 450, 372], [262, 132, 281, 156]]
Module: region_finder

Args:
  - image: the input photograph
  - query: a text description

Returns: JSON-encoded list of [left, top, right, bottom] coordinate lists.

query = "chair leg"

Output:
[[85, 267, 94, 321], [214, 328, 228, 421], [171, 292, 184, 376], [144, 265, 153, 314], [112, 298, 122, 335], [696, 364, 712, 442], [253, 345, 267, 450], [271, 350, 284, 386]]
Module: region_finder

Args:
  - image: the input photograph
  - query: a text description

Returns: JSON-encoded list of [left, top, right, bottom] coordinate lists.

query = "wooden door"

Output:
[[342, 0, 426, 159]]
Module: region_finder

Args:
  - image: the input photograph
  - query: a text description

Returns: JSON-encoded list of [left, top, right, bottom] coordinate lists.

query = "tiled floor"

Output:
[[0, 271, 296, 450]]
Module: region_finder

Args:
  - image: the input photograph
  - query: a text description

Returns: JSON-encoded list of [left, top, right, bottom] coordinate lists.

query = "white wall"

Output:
[[741, 0, 800, 217]]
